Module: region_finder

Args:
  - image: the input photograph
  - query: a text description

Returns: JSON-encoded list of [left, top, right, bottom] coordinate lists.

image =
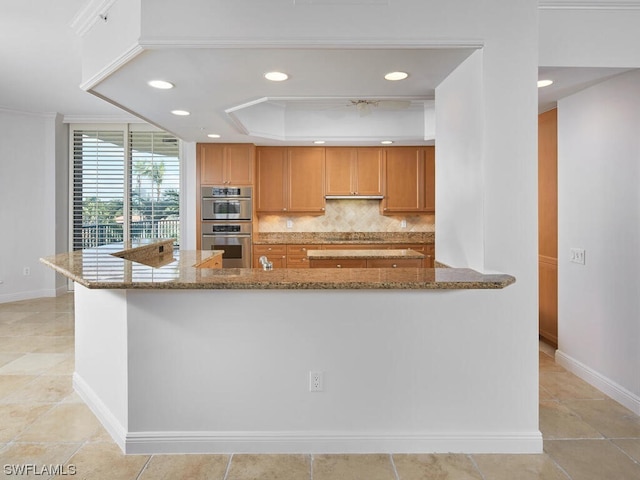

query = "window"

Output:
[[71, 126, 180, 250]]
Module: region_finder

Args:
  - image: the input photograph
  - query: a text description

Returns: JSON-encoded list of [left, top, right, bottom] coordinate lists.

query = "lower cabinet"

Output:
[[253, 245, 286, 268], [309, 258, 422, 268], [254, 243, 435, 268]]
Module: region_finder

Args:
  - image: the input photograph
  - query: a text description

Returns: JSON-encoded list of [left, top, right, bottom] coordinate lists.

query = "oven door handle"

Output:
[[202, 234, 251, 238]]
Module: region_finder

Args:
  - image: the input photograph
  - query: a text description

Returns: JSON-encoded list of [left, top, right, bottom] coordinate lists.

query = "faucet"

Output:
[[258, 255, 273, 271]]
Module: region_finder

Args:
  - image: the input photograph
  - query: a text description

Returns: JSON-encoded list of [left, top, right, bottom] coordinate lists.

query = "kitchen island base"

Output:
[[73, 284, 541, 455]]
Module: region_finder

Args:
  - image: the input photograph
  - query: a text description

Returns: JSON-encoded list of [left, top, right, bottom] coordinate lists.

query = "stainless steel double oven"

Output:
[[201, 186, 252, 268]]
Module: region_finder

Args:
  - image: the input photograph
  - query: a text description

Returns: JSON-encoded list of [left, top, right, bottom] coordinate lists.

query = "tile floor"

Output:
[[1, 294, 640, 479]]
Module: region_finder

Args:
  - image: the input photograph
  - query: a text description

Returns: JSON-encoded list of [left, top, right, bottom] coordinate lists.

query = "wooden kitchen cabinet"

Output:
[[255, 147, 326, 214], [381, 146, 435, 214], [198, 143, 254, 185], [286, 244, 315, 268], [253, 244, 286, 268], [325, 147, 382, 196], [256, 147, 288, 212]]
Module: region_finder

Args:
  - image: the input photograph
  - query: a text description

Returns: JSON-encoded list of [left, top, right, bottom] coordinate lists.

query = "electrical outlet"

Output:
[[400, 219, 407, 228], [23, 267, 30, 276], [569, 248, 586, 265], [286, 219, 293, 229], [309, 371, 323, 392]]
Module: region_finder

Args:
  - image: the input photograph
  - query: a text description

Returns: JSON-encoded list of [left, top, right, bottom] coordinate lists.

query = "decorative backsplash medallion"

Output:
[[258, 200, 435, 232]]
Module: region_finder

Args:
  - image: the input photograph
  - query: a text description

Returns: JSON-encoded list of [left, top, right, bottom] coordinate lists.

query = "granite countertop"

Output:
[[253, 231, 434, 245], [306, 249, 425, 260], [40, 239, 515, 290]]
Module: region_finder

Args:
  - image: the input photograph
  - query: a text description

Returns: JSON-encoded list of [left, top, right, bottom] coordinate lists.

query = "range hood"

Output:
[[325, 195, 384, 200]]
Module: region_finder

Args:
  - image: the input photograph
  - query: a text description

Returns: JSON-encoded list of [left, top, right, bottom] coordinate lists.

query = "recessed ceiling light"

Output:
[[381, 140, 394, 145], [148, 80, 174, 89], [171, 110, 190, 116], [537, 79, 553, 88], [384, 71, 409, 81], [207, 134, 221, 139], [313, 140, 325, 145], [264, 71, 289, 82]]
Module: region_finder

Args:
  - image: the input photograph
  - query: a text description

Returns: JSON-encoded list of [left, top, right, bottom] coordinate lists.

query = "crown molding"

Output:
[[71, 0, 118, 37], [62, 114, 145, 124], [539, 0, 640, 9]]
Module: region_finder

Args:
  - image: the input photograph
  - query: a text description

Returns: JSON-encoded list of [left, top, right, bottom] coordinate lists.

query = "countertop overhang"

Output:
[[40, 240, 515, 290]]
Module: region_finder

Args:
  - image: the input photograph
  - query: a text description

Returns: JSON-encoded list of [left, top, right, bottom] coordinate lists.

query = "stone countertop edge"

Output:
[[40, 239, 515, 291], [253, 231, 435, 245]]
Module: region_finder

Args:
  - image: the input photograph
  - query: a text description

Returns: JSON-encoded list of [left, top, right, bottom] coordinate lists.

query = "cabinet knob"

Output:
[[283, 208, 287, 211], [321, 207, 325, 211], [302, 248, 306, 251], [392, 264, 398, 268], [336, 264, 342, 268]]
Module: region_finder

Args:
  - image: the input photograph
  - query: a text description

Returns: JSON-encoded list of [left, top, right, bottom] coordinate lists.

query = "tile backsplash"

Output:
[[258, 199, 435, 232]]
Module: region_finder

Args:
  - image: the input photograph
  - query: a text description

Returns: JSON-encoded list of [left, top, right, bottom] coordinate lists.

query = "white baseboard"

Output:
[[556, 350, 640, 415], [124, 431, 542, 455], [73, 373, 127, 452]]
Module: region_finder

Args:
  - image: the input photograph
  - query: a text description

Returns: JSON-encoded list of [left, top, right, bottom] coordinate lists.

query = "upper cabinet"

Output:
[[256, 146, 326, 214], [381, 146, 435, 214], [198, 143, 254, 185], [325, 147, 383, 197]]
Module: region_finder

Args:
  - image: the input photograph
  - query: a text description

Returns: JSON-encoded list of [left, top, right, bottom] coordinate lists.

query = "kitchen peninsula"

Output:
[[40, 239, 528, 455]]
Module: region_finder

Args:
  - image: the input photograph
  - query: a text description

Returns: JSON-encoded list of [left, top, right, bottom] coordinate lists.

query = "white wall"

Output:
[[0, 109, 66, 302], [556, 70, 640, 413]]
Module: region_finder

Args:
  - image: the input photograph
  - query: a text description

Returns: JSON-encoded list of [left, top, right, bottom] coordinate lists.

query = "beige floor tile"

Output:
[[539, 400, 604, 440], [0, 374, 38, 401], [0, 375, 73, 404], [44, 354, 75, 374], [226, 454, 310, 480], [539, 371, 606, 401], [0, 442, 81, 478], [545, 439, 640, 479], [612, 438, 640, 463], [139, 454, 229, 480], [0, 404, 52, 442], [313, 454, 395, 480], [539, 385, 555, 401], [0, 311, 33, 324], [393, 453, 482, 480], [16, 402, 103, 442], [539, 352, 565, 373], [0, 353, 69, 375], [31, 336, 75, 355], [563, 398, 640, 438], [0, 336, 49, 354], [0, 353, 23, 368], [472, 453, 569, 480], [51, 442, 149, 480]]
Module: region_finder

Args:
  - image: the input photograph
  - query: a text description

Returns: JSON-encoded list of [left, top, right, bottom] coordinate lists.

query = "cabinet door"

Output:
[[256, 147, 287, 212], [325, 148, 355, 195], [225, 144, 254, 185], [199, 144, 225, 185], [288, 147, 326, 213], [355, 148, 383, 195], [382, 147, 425, 213]]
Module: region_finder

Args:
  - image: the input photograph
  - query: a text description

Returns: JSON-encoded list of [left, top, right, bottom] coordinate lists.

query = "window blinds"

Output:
[[71, 127, 180, 251]]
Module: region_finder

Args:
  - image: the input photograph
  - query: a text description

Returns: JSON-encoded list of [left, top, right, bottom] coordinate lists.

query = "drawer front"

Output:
[[253, 244, 287, 255], [367, 258, 422, 268], [287, 254, 310, 268], [286, 244, 317, 254], [309, 258, 367, 268]]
